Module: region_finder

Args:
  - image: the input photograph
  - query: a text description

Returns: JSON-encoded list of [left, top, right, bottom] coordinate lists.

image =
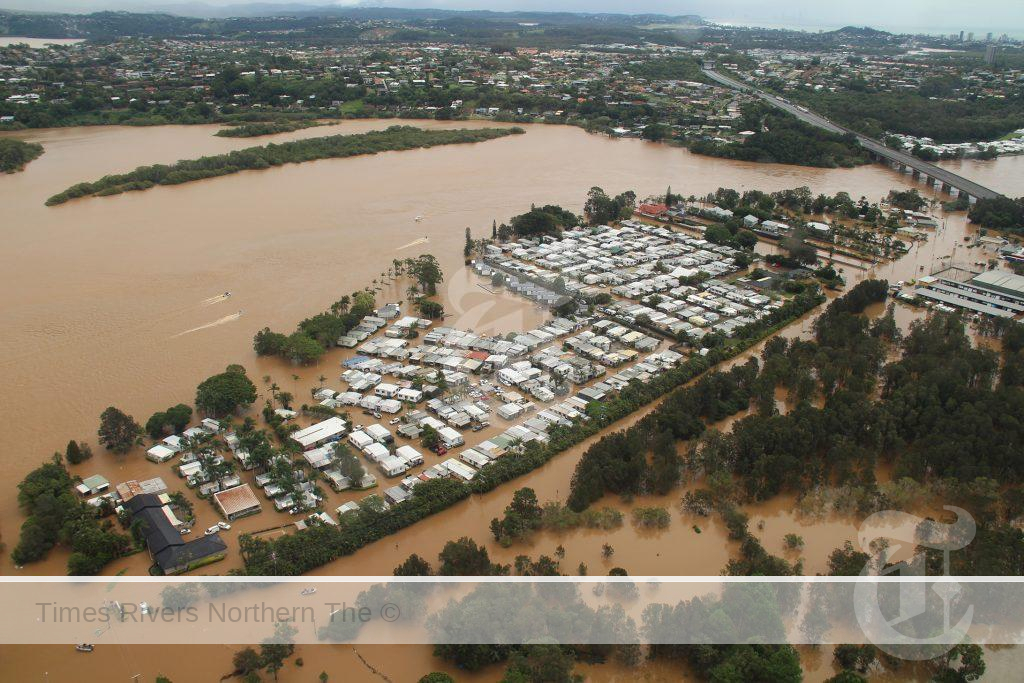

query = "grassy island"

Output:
[[45, 125, 523, 205], [0, 138, 44, 173], [214, 120, 327, 138]]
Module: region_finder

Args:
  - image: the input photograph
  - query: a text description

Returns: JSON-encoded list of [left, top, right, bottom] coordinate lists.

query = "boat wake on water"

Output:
[[397, 237, 429, 251], [200, 291, 232, 305], [172, 311, 242, 338]]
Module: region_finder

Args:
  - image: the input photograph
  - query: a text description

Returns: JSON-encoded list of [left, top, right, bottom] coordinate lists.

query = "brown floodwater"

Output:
[[2, 120, 1023, 680], [937, 155, 1024, 198]]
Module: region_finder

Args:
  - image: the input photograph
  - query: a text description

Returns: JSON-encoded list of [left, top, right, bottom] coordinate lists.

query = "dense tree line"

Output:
[[45, 125, 521, 205], [213, 120, 325, 138], [508, 204, 580, 238], [195, 365, 258, 417], [567, 360, 760, 511], [679, 282, 1024, 578], [11, 456, 132, 574], [689, 104, 869, 168], [881, 313, 1019, 483], [967, 195, 1024, 234], [239, 478, 473, 574], [794, 89, 1024, 143], [0, 137, 43, 172], [254, 290, 375, 364], [145, 403, 193, 439], [583, 186, 636, 226], [620, 56, 706, 83], [887, 189, 927, 211]]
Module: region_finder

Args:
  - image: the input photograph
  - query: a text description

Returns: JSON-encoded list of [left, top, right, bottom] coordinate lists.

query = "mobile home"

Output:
[[395, 445, 424, 467], [347, 430, 375, 451], [363, 442, 391, 463], [441, 458, 476, 482], [379, 455, 409, 478], [290, 416, 347, 451], [365, 423, 394, 445], [374, 383, 400, 399], [437, 426, 465, 448]]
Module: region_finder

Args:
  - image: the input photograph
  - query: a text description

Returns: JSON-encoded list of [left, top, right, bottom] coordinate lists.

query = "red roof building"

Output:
[[638, 203, 669, 217]]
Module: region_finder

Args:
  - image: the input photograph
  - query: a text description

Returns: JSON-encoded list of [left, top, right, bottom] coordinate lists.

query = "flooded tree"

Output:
[[195, 367, 258, 417], [97, 406, 142, 454]]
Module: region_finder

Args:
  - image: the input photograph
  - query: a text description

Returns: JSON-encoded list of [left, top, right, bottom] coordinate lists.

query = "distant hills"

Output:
[[0, 6, 707, 43], [149, 4, 704, 24], [0, 6, 903, 45], [827, 25, 890, 37]]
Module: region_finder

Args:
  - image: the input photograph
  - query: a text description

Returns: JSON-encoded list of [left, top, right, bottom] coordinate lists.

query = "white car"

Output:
[[205, 526, 219, 535], [217, 521, 231, 530]]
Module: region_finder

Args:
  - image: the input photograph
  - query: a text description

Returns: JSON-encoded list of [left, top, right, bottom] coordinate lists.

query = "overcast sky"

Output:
[[4, 0, 1023, 35]]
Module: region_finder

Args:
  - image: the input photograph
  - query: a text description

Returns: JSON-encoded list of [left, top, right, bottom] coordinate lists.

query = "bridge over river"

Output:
[[701, 67, 1002, 203]]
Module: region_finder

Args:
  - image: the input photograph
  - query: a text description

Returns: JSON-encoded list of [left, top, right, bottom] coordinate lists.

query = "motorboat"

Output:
[[76, 644, 94, 653], [301, 587, 317, 596]]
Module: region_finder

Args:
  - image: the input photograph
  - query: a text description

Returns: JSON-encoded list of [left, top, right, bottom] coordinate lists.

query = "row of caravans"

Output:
[[348, 426, 428, 478]]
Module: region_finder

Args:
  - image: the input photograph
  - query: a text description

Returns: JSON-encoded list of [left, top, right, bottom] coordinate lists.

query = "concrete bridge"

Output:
[[701, 68, 1002, 203]]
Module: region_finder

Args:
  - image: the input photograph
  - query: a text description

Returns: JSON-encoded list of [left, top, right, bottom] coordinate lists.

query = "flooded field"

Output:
[[2, 119, 1022, 680]]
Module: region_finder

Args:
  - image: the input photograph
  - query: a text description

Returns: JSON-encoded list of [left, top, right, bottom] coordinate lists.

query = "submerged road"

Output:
[[701, 67, 1002, 201]]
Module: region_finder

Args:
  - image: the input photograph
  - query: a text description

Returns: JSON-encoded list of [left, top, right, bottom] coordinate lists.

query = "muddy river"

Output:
[[1, 120, 1021, 680]]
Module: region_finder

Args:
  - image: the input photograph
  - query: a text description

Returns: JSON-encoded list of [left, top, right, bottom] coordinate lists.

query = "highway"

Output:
[[701, 68, 1002, 201]]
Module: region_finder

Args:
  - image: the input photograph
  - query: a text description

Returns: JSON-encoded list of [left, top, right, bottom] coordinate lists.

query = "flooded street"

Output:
[[2, 120, 1023, 680]]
